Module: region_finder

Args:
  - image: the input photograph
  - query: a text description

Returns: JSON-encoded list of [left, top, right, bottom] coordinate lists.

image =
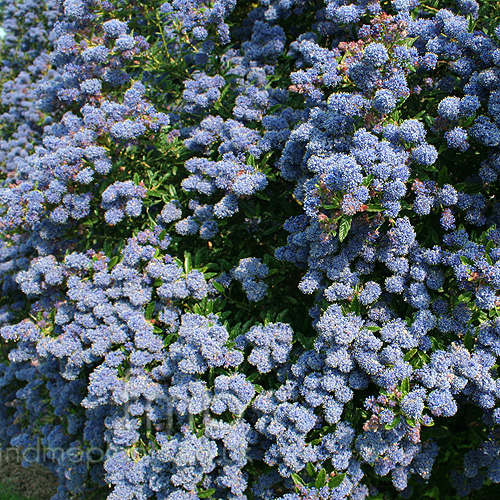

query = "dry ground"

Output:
[[0, 450, 58, 500]]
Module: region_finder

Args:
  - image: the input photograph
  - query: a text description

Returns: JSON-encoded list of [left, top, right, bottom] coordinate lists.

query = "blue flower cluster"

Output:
[[231, 257, 269, 301], [101, 181, 147, 225]]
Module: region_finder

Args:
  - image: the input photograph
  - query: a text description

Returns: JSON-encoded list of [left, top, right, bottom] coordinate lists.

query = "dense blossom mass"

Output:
[[2, 0, 500, 499]]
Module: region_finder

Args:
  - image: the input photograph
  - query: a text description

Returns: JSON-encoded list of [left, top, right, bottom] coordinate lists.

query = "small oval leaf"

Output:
[[315, 468, 327, 489], [328, 473, 346, 489]]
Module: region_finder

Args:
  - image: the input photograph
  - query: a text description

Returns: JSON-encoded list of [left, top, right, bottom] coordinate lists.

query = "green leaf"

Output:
[[431, 427, 450, 439], [212, 281, 226, 294], [464, 333, 474, 350], [385, 416, 401, 430], [328, 473, 346, 489], [296, 331, 313, 350], [255, 192, 270, 201], [315, 469, 327, 489], [145, 302, 155, 320], [198, 489, 216, 498], [362, 174, 375, 186], [486, 239, 494, 254], [108, 255, 119, 268], [459, 256, 475, 266], [438, 166, 449, 186], [366, 204, 384, 212], [246, 154, 256, 167], [467, 13, 475, 31], [400, 36, 417, 47], [422, 485, 440, 498], [184, 251, 192, 273], [206, 299, 214, 314], [351, 295, 361, 316], [306, 462, 316, 478], [247, 371, 260, 382], [406, 417, 417, 427], [291, 473, 305, 488], [400, 378, 410, 396], [338, 217, 352, 242], [457, 293, 472, 304], [242, 319, 255, 332], [404, 348, 417, 362], [417, 351, 431, 365]]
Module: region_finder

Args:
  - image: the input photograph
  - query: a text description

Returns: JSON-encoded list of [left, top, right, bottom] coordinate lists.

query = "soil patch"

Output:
[[0, 449, 58, 500]]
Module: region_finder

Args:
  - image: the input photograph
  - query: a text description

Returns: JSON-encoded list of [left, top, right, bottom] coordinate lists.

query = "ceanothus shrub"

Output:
[[2, 0, 500, 499]]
